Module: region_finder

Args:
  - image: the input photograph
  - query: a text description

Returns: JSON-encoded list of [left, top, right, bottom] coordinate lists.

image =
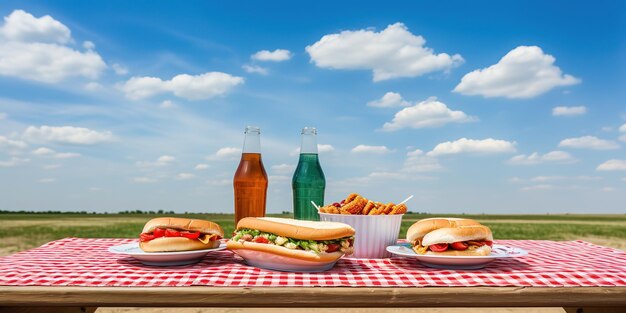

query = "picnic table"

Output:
[[1, 238, 625, 313]]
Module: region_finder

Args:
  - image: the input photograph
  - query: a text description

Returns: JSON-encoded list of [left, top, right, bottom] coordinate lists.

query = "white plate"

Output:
[[386, 243, 527, 269], [230, 248, 338, 272], [108, 242, 226, 266]]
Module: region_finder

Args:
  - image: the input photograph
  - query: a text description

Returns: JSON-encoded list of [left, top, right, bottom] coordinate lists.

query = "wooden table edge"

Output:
[[0, 286, 625, 308]]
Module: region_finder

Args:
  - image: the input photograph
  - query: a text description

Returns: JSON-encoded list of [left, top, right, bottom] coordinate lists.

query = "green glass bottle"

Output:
[[292, 127, 326, 220]]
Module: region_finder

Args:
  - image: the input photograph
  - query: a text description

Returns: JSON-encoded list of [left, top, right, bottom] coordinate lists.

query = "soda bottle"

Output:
[[292, 127, 326, 220], [233, 126, 268, 224]]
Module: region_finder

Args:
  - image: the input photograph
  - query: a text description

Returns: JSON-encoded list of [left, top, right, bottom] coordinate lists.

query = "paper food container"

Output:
[[319, 213, 403, 259]]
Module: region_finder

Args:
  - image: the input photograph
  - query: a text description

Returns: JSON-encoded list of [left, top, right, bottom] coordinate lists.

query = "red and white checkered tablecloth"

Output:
[[1, 238, 625, 287]]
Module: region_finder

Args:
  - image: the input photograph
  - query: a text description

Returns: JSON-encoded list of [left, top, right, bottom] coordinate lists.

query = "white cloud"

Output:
[[0, 156, 29, 167], [23, 125, 113, 145], [112, 63, 128, 75], [290, 144, 335, 156], [0, 112, 6, 120], [453, 46, 580, 98], [176, 173, 195, 180], [620, 134, 626, 143], [195, 163, 209, 170], [306, 23, 463, 82], [620, 124, 626, 132], [552, 106, 587, 116], [597, 159, 626, 171], [508, 150, 576, 165], [208, 147, 241, 160], [84, 82, 103, 91], [43, 164, 61, 170], [351, 145, 392, 154], [54, 152, 80, 159], [38, 178, 56, 183], [427, 138, 516, 157], [251, 49, 292, 62], [133, 177, 158, 184], [0, 135, 27, 149], [121, 72, 244, 100], [382, 97, 475, 131], [558, 136, 620, 150], [521, 184, 554, 191], [32, 147, 54, 155], [269, 175, 291, 183], [136, 155, 175, 167], [0, 10, 106, 83], [271, 163, 295, 174], [160, 100, 175, 109], [403, 149, 442, 172], [82, 41, 95, 50], [242, 64, 268, 75], [367, 92, 410, 108]]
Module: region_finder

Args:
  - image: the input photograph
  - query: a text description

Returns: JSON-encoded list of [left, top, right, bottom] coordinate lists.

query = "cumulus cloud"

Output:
[[84, 82, 103, 91], [558, 136, 620, 150], [290, 144, 335, 156], [552, 106, 586, 116], [271, 163, 295, 174], [382, 97, 475, 131], [0, 10, 106, 83], [54, 152, 80, 159], [367, 92, 410, 108], [619, 124, 626, 142], [402, 149, 442, 172], [597, 159, 626, 171], [207, 147, 241, 160], [0, 156, 29, 167], [427, 138, 516, 157], [195, 163, 209, 170], [133, 177, 158, 184], [453, 46, 580, 98], [251, 49, 292, 62], [112, 63, 128, 75], [0, 135, 27, 149], [23, 125, 113, 145], [136, 155, 175, 167], [242, 64, 268, 75], [351, 145, 392, 154], [306, 23, 463, 81], [508, 150, 576, 165], [31, 147, 79, 158], [160, 100, 175, 109], [121, 72, 244, 100], [176, 173, 195, 180]]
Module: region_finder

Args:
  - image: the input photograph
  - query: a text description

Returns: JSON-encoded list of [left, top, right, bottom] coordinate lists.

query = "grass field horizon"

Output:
[[2, 212, 625, 256]]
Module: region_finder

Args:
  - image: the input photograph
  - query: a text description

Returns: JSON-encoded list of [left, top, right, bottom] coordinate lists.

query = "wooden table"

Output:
[[1, 286, 625, 313]]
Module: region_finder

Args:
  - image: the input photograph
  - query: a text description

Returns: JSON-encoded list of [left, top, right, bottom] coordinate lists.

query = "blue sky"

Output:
[[0, 1, 624, 213]]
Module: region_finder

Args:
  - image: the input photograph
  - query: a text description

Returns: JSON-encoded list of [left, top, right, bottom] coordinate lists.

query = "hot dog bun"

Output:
[[226, 240, 345, 263], [142, 217, 224, 237], [406, 218, 481, 243], [140, 236, 220, 252], [421, 225, 493, 246], [236, 217, 355, 240]]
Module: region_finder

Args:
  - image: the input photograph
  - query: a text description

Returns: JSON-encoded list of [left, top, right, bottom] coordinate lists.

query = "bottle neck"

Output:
[[300, 132, 318, 154], [242, 132, 261, 153]]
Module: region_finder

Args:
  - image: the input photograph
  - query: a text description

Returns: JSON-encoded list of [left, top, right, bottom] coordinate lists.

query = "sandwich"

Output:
[[227, 217, 355, 263], [139, 217, 224, 252], [407, 218, 493, 256]]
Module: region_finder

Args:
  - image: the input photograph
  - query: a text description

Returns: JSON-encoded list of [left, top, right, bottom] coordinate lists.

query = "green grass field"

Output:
[[1, 213, 625, 256]]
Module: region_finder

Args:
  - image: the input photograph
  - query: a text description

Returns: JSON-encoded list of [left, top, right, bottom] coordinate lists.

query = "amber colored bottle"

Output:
[[233, 126, 268, 224]]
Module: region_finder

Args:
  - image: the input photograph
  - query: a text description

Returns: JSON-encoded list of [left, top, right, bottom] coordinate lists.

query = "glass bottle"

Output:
[[292, 127, 326, 220], [233, 126, 268, 224]]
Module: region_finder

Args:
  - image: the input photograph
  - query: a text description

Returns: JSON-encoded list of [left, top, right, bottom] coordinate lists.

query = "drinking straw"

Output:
[[399, 195, 414, 205]]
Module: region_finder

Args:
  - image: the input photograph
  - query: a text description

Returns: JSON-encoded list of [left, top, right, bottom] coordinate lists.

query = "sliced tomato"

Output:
[[485, 240, 493, 247], [450, 241, 469, 250], [139, 233, 155, 242], [165, 229, 181, 237], [253, 237, 270, 244], [429, 243, 449, 252], [153, 228, 166, 238], [347, 238, 354, 246], [210, 235, 222, 241], [181, 231, 200, 239], [326, 243, 340, 253]]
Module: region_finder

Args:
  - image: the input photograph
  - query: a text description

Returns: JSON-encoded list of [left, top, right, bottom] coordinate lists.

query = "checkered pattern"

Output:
[[1, 238, 625, 287]]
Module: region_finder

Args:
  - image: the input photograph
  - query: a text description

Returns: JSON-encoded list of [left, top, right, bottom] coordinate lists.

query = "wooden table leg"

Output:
[[0, 307, 97, 313], [563, 307, 626, 313]]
